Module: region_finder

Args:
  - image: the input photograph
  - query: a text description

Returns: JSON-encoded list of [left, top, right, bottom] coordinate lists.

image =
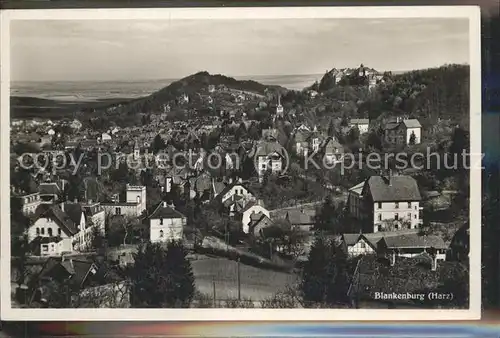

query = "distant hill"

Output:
[[103, 71, 287, 116], [358, 64, 470, 123], [311, 64, 384, 92]]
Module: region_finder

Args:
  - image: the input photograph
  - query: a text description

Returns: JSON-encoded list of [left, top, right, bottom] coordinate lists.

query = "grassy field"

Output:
[[191, 257, 298, 301]]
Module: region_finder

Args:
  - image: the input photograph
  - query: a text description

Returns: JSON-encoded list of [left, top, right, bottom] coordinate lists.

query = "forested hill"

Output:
[[103, 71, 286, 116], [359, 64, 470, 123]]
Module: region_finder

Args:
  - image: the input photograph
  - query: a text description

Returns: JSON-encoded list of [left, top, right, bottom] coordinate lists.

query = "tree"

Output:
[[88, 223, 106, 253], [300, 235, 350, 307], [130, 241, 195, 308], [365, 129, 383, 151], [151, 134, 166, 154], [409, 131, 416, 145], [314, 196, 339, 232], [346, 127, 360, 144]]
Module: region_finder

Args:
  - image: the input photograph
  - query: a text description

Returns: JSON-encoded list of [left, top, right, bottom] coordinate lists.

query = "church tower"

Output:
[[276, 94, 284, 118]]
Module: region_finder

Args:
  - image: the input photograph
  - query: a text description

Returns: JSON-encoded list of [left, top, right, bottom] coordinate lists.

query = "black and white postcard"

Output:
[[0, 6, 481, 320]]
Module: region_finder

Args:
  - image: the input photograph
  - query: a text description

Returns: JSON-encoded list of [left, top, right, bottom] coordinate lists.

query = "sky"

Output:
[[11, 18, 470, 82]]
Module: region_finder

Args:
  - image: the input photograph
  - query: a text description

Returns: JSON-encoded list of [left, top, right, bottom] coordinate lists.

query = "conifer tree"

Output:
[[130, 241, 195, 308], [300, 235, 350, 307]]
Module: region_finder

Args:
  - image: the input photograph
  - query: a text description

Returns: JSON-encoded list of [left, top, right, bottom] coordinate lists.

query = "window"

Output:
[[360, 242, 366, 249], [395, 202, 399, 209], [41, 228, 45, 235], [36, 227, 40, 235], [378, 214, 382, 221], [160, 218, 163, 225], [407, 213, 411, 219], [408, 202, 411, 208], [414, 214, 417, 219], [58, 228, 62, 236], [415, 206, 417, 210], [394, 213, 399, 221], [137, 196, 141, 204], [42, 245, 48, 252], [378, 202, 382, 209], [159, 230, 164, 238], [116, 207, 121, 215], [48, 228, 53, 236]]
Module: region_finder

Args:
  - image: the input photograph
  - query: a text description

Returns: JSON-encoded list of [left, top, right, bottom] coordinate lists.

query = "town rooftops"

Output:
[[350, 118, 369, 125], [38, 182, 61, 196], [252, 141, 286, 158], [34, 205, 78, 236], [402, 119, 422, 128], [286, 209, 314, 225], [349, 181, 366, 195], [385, 118, 421, 130], [342, 233, 363, 246], [150, 202, 186, 219], [381, 234, 447, 250], [294, 130, 310, 143], [61, 203, 84, 227], [214, 181, 254, 202], [364, 175, 421, 202]]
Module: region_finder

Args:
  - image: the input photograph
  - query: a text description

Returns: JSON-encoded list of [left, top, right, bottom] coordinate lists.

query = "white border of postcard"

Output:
[[0, 6, 481, 321]]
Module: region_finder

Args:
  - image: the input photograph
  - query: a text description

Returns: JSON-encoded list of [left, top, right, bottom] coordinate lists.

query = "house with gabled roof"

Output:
[[322, 137, 344, 164], [293, 130, 310, 157], [38, 182, 62, 204], [356, 173, 423, 233], [149, 201, 186, 242], [249, 214, 274, 237], [341, 233, 377, 257], [214, 179, 255, 206], [384, 117, 422, 145], [377, 233, 447, 265], [240, 199, 270, 234], [27, 256, 104, 306], [250, 140, 287, 181], [285, 209, 315, 232], [349, 118, 370, 134], [28, 204, 78, 256]]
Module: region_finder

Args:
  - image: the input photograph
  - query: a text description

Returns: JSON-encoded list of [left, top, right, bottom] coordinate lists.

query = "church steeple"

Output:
[[276, 93, 284, 118]]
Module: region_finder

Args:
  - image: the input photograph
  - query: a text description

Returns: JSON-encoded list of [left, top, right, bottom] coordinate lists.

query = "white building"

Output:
[[342, 234, 377, 257], [102, 184, 147, 218], [101, 132, 112, 142], [349, 119, 370, 134], [351, 175, 423, 233], [17, 192, 42, 215], [27, 202, 106, 256], [240, 200, 270, 234], [149, 201, 186, 243], [384, 118, 422, 145], [215, 181, 255, 205]]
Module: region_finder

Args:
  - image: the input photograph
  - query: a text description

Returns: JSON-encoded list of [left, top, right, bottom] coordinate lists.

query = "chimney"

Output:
[[257, 199, 264, 206], [162, 201, 168, 208], [60, 203, 65, 212], [73, 198, 78, 203], [390, 250, 396, 266]]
